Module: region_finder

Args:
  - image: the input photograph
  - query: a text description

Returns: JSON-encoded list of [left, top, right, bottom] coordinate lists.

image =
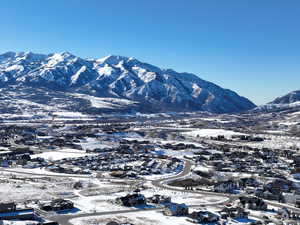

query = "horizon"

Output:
[[1, 0, 300, 105]]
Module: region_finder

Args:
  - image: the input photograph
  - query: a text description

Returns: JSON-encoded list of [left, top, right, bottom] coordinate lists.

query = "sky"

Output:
[[0, 0, 299, 105]]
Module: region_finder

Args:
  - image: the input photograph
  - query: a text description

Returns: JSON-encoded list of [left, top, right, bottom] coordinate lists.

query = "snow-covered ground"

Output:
[[80, 137, 119, 150], [52, 111, 89, 118], [73, 93, 138, 109], [0, 175, 75, 202], [237, 133, 300, 149], [184, 128, 245, 138], [1, 166, 91, 178], [32, 148, 96, 161], [70, 210, 191, 225]]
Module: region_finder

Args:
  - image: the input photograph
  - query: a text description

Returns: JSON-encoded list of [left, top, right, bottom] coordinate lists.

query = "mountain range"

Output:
[[0, 51, 257, 114]]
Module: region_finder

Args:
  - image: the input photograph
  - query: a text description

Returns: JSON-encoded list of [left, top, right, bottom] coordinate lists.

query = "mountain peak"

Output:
[[96, 55, 134, 65]]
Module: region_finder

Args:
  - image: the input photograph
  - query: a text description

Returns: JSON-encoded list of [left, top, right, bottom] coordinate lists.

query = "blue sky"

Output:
[[0, 0, 299, 105]]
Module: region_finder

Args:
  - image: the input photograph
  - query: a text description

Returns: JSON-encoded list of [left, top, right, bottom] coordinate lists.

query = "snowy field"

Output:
[[70, 210, 191, 225], [0, 175, 75, 202], [233, 133, 300, 149], [32, 148, 96, 161], [184, 128, 245, 138], [80, 137, 119, 150], [73, 93, 138, 109]]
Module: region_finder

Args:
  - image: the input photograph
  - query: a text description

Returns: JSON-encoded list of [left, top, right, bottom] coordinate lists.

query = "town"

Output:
[[0, 111, 298, 225]]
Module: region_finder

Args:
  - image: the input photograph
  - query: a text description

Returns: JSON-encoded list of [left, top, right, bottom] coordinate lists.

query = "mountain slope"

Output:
[[0, 51, 256, 114], [252, 90, 300, 114], [270, 90, 300, 105]]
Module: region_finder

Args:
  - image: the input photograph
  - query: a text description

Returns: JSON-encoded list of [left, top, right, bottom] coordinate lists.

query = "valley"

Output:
[[0, 107, 299, 225]]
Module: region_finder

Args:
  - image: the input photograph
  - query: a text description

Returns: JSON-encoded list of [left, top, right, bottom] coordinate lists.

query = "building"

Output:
[[117, 194, 146, 207], [189, 210, 219, 223], [214, 180, 238, 193], [239, 196, 267, 211], [148, 195, 171, 204], [163, 203, 189, 216], [283, 193, 300, 206], [39, 199, 74, 211], [220, 206, 249, 219]]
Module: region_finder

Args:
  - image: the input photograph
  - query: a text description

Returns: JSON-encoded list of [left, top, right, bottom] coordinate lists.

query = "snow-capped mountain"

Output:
[[0, 51, 256, 114], [270, 90, 300, 105], [252, 90, 300, 114], [251, 91, 300, 132]]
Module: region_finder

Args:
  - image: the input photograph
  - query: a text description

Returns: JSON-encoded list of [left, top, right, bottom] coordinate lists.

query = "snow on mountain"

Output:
[[0, 51, 256, 114], [270, 90, 300, 105], [253, 90, 300, 113], [72, 93, 138, 109]]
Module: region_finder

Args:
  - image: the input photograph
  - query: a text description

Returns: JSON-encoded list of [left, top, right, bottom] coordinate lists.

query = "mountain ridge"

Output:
[[0, 51, 256, 114], [269, 90, 300, 105]]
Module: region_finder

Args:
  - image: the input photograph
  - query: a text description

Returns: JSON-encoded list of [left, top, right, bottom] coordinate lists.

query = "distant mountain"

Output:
[[0, 51, 256, 114], [270, 90, 300, 105], [253, 90, 300, 113]]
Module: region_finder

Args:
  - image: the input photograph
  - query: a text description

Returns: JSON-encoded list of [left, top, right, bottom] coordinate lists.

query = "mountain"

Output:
[[252, 90, 300, 114], [0, 51, 256, 114], [270, 90, 300, 105]]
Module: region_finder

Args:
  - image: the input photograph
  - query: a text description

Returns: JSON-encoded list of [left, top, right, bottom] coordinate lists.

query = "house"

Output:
[[214, 180, 238, 193], [238, 177, 259, 188], [255, 188, 283, 201], [265, 179, 293, 193], [163, 203, 189, 216], [148, 195, 171, 204], [278, 207, 291, 220], [277, 207, 300, 220], [283, 193, 300, 206], [239, 196, 267, 211], [189, 210, 219, 223], [39, 199, 74, 211], [117, 194, 146, 207], [220, 206, 249, 219]]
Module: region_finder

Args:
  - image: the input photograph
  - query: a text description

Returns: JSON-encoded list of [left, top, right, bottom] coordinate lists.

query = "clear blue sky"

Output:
[[0, 0, 299, 105]]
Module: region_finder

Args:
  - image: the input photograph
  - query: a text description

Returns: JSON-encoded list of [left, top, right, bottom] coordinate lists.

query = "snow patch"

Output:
[[71, 66, 87, 84], [184, 128, 245, 138]]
